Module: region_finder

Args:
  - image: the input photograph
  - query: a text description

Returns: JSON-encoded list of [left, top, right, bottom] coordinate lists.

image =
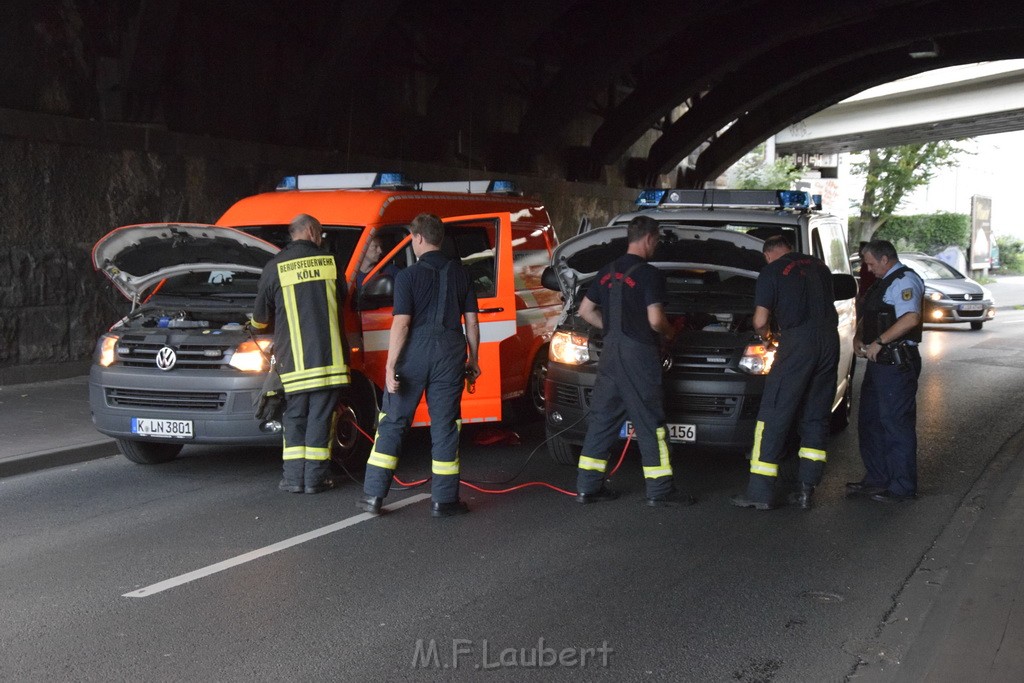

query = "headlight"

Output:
[[549, 330, 590, 365], [738, 341, 776, 375], [981, 286, 993, 301], [926, 289, 942, 301], [96, 335, 119, 367], [229, 339, 272, 372]]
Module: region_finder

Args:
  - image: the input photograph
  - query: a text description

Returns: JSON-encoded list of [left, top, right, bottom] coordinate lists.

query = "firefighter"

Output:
[[357, 213, 481, 518], [251, 213, 349, 494], [848, 239, 924, 502], [731, 235, 839, 511], [574, 215, 693, 507]]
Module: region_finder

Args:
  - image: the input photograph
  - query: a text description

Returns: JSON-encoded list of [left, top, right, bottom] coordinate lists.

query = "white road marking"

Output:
[[122, 493, 430, 598]]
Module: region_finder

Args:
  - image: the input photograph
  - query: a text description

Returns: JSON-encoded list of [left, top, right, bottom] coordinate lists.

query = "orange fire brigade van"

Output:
[[216, 172, 560, 465]]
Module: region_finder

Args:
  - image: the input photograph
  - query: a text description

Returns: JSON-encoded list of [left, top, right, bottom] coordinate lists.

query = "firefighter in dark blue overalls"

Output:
[[251, 213, 349, 494], [731, 235, 839, 511], [357, 213, 481, 518], [575, 215, 694, 507], [848, 239, 923, 503]]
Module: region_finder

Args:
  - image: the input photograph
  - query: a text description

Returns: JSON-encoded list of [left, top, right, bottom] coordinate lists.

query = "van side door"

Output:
[[409, 212, 515, 425]]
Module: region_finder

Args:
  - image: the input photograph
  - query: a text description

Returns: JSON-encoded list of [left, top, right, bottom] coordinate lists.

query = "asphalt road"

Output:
[[3, 309, 1024, 681]]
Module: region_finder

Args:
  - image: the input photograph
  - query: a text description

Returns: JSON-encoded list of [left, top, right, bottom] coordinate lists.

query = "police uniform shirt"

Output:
[[393, 251, 478, 327], [754, 252, 837, 330], [879, 261, 924, 345], [585, 254, 666, 346]]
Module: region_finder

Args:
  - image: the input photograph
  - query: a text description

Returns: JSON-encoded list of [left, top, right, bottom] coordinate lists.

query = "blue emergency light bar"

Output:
[[635, 189, 667, 207], [275, 172, 414, 191], [636, 188, 816, 211]]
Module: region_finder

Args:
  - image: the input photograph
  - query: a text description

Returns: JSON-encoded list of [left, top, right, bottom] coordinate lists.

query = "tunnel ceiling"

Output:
[[6, 0, 1024, 188]]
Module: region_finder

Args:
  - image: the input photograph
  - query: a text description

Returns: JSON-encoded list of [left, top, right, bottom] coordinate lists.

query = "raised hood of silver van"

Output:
[[549, 224, 765, 294], [92, 223, 279, 301]]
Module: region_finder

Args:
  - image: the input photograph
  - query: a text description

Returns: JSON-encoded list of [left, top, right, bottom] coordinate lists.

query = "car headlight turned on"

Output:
[[739, 341, 776, 375], [549, 330, 590, 365], [228, 339, 273, 372], [96, 334, 119, 367], [926, 289, 943, 301]]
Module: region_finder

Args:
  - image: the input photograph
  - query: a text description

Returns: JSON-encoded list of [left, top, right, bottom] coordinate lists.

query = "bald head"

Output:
[[288, 214, 323, 245]]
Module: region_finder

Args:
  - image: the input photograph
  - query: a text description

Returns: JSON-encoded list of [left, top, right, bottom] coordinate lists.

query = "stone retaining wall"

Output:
[[0, 108, 636, 384]]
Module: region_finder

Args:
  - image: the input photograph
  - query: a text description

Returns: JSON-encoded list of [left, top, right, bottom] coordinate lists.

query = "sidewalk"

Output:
[[0, 375, 116, 478], [1, 376, 1024, 680]]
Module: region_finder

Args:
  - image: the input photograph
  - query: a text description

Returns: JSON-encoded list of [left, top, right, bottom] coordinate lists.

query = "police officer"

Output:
[[848, 239, 924, 502], [251, 213, 349, 494], [356, 213, 480, 518], [575, 215, 692, 507], [731, 236, 839, 511]]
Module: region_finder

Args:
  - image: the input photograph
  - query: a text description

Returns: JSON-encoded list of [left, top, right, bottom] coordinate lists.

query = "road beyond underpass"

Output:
[[2, 309, 1024, 681]]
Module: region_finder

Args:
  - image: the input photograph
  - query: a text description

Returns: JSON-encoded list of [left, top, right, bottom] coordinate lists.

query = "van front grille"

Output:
[[106, 388, 227, 411]]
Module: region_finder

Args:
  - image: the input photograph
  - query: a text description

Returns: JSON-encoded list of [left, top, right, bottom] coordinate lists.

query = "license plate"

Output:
[[960, 303, 983, 311], [131, 418, 194, 439], [619, 421, 696, 443]]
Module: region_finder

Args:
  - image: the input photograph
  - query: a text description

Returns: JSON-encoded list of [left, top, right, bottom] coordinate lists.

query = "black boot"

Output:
[[788, 483, 814, 510]]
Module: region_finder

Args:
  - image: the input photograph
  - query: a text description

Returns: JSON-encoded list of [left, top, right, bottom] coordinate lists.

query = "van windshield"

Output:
[[239, 225, 364, 269]]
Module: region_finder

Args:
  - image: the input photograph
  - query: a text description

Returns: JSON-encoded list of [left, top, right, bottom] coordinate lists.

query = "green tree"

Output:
[[732, 144, 801, 189], [875, 212, 970, 253], [849, 142, 966, 247], [996, 234, 1024, 273]]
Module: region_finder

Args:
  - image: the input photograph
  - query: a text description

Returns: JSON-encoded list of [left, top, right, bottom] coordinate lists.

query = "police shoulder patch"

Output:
[[902, 288, 913, 301]]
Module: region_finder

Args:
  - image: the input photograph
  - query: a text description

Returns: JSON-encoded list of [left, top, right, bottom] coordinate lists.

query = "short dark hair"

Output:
[[410, 213, 444, 246], [863, 239, 897, 262], [627, 215, 660, 244], [762, 235, 792, 254]]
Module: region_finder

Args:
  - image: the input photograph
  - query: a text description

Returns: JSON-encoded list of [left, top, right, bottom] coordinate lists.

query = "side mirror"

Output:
[[577, 216, 592, 235], [357, 275, 394, 311], [541, 266, 560, 292], [832, 273, 857, 301]]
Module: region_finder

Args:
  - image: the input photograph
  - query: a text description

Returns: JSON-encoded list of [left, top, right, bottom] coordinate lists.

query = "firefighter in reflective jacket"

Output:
[[357, 213, 480, 518], [574, 215, 693, 507], [731, 236, 839, 511], [849, 239, 923, 503], [251, 214, 349, 494]]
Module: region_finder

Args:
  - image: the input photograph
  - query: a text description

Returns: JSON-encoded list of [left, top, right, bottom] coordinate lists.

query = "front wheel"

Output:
[[526, 349, 549, 416], [546, 425, 581, 465], [116, 439, 182, 465], [331, 374, 379, 474], [970, 321, 984, 331]]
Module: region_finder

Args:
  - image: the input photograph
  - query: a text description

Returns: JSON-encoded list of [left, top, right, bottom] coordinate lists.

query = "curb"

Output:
[[0, 439, 117, 479]]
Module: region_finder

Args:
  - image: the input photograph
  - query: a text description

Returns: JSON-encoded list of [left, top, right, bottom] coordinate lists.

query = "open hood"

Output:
[[92, 223, 279, 302], [549, 224, 765, 295]]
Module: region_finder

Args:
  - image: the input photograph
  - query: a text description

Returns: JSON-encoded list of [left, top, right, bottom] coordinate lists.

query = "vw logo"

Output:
[[155, 346, 177, 371], [964, 293, 972, 301]]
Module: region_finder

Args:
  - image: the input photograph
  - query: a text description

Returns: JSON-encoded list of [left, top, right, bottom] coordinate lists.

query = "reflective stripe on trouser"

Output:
[[751, 326, 838, 488], [858, 354, 921, 497], [576, 336, 673, 498], [363, 329, 467, 503], [281, 388, 339, 488]]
